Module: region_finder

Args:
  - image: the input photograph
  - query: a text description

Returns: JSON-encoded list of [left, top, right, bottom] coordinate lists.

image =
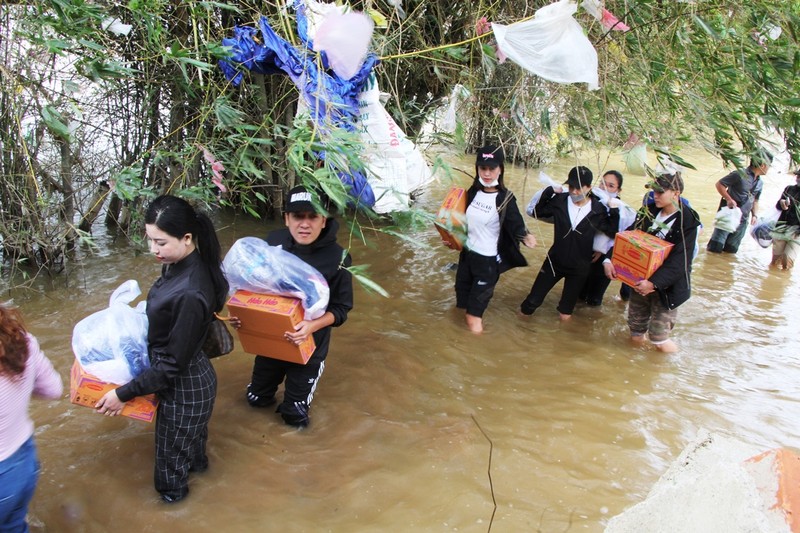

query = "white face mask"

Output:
[[569, 192, 587, 203], [483, 179, 499, 188]]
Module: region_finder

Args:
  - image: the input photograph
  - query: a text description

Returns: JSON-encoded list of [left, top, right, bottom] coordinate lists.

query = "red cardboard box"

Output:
[[434, 186, 467, 251], [226, 290, 316, 364], [611, 230, 674, 288], [69, 360, 158, 423]]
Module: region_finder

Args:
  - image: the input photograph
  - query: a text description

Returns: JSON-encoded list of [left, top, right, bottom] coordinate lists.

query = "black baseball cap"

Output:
[[476, 145, 504, 167], [566, 166, 593, 189], [648, 173, 684, 193], [284, 185, 316, 213]]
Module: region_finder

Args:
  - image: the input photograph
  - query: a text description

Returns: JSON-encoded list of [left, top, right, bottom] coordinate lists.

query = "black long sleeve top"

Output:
[[116, 251, 214, 401], [532, 186, 619, 271], [625, 203, 702, 310]]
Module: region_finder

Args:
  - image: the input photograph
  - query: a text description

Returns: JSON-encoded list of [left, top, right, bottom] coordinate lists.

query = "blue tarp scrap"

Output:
[[218, 9, 378, 208]]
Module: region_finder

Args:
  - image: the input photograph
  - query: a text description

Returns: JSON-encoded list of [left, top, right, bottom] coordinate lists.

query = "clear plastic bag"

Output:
[[750, 207, 782, 248], [526, 171, 562, 218], [591, 186, 637, 253], [71, 280, 149, 385], [492, 0, 599, 90], [222, 237, 330, 320], [714, 206, 742, 233]]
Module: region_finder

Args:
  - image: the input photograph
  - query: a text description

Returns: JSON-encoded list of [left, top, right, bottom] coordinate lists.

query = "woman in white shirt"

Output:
[[449, 145, 537, 333]]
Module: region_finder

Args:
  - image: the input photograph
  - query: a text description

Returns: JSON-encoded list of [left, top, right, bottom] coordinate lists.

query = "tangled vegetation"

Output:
[[1, 0, 798, 281]]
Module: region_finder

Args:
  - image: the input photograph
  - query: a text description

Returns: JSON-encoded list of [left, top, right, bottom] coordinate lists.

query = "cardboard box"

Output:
[[226, 291, 316, 364], [611, 230, 674, 288], [69, 360, 158, 423], [434, 187, 467, 251]]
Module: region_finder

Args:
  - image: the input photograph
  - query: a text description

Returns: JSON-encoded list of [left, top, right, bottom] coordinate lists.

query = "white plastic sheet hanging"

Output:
[[300, 0, 433, 213], [492, 0, 599, 90], [357, 78, 433, 213]]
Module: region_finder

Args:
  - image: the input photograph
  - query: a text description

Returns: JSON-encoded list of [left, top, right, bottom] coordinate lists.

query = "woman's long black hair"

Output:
[[145, 195, 229, 311]]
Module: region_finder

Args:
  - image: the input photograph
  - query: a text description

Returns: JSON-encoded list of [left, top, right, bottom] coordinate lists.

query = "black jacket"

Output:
[[627, 203, 702, 310], [466, 185, 529, 273], [267, 218, 353, 363], [531, 186, 619, 271], [116, 250, 215, 401], [777, 184, 800, 227]]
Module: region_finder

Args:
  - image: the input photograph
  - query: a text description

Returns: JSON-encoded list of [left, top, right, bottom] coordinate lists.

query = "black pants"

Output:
[[520, 260, 590, 316], [249, 355, 325, 426], [454, 250, 500, 317], [579, 259, 612, 306], [154, 355, 216, 499]]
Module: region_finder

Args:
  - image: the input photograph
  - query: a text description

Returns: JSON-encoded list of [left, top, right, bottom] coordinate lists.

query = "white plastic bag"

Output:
[[591, 187, 637, 253], [312, 10, 374, 80], [714, 206, 742, 233], [357, 76, 433, 213], [71, 280, 149, 385], [222, 237, 330, 320], [526, 171, 562, 217], [623, 143, 648, 175], [492, 0, 599, 90]]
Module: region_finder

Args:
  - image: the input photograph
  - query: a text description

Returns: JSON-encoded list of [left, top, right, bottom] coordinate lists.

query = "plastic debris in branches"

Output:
[[313, 10, 374, 80], [581, 0, 630, 32], [491, 0, 599, 90], [218, 0, 379, 208]]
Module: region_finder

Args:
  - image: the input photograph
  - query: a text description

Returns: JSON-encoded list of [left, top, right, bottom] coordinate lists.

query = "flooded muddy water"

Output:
[[6, 147, 800, 532]]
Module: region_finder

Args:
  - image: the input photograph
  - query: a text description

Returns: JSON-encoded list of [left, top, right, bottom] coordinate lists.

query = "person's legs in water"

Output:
[[463, 252, 499, 334], [520, 261, 562, 316], [721, 216, 749, 253], [279, 360, 325, 428], [706, 226, 730, 253], [247, 356, 286, 407], [0, 437, 39, 531]]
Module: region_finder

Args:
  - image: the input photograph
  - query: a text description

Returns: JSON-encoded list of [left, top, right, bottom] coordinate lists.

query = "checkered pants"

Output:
[[154, 355, 216, 498]]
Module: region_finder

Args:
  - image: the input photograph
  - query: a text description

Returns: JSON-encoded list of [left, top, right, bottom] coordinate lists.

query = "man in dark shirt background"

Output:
[[707, 152, 772, 254]]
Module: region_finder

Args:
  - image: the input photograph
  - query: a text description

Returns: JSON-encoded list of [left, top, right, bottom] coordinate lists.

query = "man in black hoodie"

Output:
[[245, 185, 354, 427]]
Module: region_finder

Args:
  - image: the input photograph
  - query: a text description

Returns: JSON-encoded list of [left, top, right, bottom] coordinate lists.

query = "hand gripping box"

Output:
[[69, 360, 158, 423], [611, 230, 674, 288], [434, 186, 467, 251], [225, 290, 316, 364]]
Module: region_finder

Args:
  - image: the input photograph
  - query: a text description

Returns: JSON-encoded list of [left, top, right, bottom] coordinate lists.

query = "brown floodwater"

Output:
[[5, 147, 799, 532]]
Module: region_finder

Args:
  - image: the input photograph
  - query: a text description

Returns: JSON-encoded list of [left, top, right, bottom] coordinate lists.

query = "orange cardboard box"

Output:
[[226, 290, 316, 364], [611, 230, 674, 288], [69, 360, 158, 423], [434, 186, 467, 251]]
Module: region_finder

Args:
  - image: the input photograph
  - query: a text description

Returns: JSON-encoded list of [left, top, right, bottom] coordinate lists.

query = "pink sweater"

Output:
[[0, 333, 63, 461]]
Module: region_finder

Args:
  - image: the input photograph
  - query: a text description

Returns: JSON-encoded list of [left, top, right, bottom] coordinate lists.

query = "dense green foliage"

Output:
[[1, 0, 798, 280]]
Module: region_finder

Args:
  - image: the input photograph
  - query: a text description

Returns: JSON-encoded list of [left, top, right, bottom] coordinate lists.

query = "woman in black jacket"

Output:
[[604, 172, 701, 352], [96, 195, 229, 503], [520, 166, 619, 320], [449, 145, 537, 333]]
